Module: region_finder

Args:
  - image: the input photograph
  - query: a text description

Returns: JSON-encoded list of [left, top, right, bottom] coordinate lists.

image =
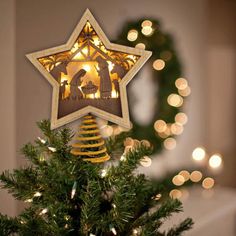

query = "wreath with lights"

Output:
[[115, 18, 191, 154]]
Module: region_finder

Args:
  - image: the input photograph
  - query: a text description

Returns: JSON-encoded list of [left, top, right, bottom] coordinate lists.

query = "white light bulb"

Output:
[[34, 192, 42, 197], [37, 137, 46, 144], [100, 169, 107, 178], [39, 208, 48, 215], [209, 154, 222, 168], [111, 227, 117, 235], [48, 146, 56, 152], [192, 147, 206, 161]]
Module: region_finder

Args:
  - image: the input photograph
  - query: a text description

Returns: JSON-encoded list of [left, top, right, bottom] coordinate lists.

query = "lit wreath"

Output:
[[115, 18, 191, 154]]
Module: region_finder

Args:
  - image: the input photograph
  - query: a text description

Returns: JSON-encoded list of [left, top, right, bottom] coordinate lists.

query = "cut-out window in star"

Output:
[[38, 21, 140, 119]]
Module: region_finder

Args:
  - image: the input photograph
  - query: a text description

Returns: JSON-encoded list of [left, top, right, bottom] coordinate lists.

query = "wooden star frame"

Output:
[[26, 9, 152, 129]]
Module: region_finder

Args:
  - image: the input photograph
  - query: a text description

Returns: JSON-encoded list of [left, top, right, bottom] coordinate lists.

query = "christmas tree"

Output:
[[0, 119, 193, 235]]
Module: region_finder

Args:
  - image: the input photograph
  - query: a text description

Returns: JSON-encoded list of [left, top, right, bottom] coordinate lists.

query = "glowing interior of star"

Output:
[[38, 21, 140, 118]]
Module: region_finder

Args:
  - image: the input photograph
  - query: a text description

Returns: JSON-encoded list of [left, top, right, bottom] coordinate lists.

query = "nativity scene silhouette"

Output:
[[38, 21, 139, 119]]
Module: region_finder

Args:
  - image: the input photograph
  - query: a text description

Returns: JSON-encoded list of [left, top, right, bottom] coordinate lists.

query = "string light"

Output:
[[178, 86, 191, 97], [48, 146, 56, 152], [157, 132, 169, 139], [135, 43, 145, 49], [209, 154, 222, 169], [71, 181, 77, 199], [178, 170, 190, 181], [170, 123, 183, 135], [167, 94, 183, 107], [100, 169, 107, 178], [190, 170, 202, 182], [39, 155, 45, 162], [127, 29, 138, 41], [34, 192, 42, 197], [132, 227, 142, 235], [141, 26, 153, 36], [172, 175, 185, 186], [39, 208, 48, 215], [141, 20, 152, 28], [37, 137, 46, 144], [120, 154, 127, 161], [152, 193, 162, 200], [202, 177, 214, 189], [20, 220, 26, 224], [175, 78, 188, 90], [109, 225, 117, 235], [169, 189, 182, 199], [153, 59, 165, 70], [140, 156, 152, 167], [192, 147, 206, 161], [163, 124, 171, 136], [141, 139, 151, 148], [25, 199, 33, 203], [154, 120, 167, 133], [175, 112, 188, 125], [124, 137, 134, 147], [164, 138, 176, 150]]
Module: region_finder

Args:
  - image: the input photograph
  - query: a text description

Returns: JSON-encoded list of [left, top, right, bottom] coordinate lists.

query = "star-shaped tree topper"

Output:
[[27, 9, 152, 129]]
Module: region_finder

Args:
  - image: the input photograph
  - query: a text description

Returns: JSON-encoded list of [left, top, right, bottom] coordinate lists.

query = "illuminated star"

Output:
[[26, 9, 151, 129]]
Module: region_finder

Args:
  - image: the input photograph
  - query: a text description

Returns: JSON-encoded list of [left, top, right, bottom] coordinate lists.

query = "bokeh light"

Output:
[[154, 120, 167, 133], [140, 156, 152, 167], [202, 177, 214, 189], [171, 123, 184, 135], [190, 170, 203, 182], [178, 86, 191, 97], [127, 29, 138, 41], [175, 112, 188, 125], [209, 154, 222, 169], [141, 26, 153, 36], [141, 20, 153, 28], [169, 189, 182, 199], [135, 43, 146, 50], [179, 170, 190, 181], [153, 59, 165, 70], [192, 147, 206, 161], [175, 78, 188, 90], [172, 175, 185, 186], [167, 94, 183, 107], [164, 138, 176, 150]]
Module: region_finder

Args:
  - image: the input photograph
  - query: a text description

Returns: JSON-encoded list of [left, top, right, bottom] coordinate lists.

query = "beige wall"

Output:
[[206, 0, 236, 186], [0, 0, 17, 216]]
